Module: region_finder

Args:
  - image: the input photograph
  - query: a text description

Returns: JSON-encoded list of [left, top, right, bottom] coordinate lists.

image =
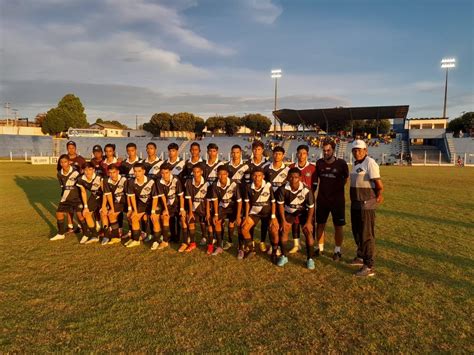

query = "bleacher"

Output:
[[409, 145, 449, 164], [453, 138, 474, 165], [0, 135, 54, 158]]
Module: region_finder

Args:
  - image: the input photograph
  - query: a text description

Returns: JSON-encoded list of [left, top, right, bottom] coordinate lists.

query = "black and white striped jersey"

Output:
[[183, 158, 204, 183], [244, 181, 275, 217], [77, 173, 103, 197], [276, 182, 315, 215], [244, 157, 270, 185], [127, 176, 158, 210], [164, 158, 186, 179], [57, 167, 81, 203], [120, 157, 143, 179], [264, 163, 290, 192], [204, 159, 225, 185], [226, 160, 249, 184], [157, 176, 184, 213], [184, 176, 209, 216], [144, 157, 163, 180], [208, 179, 242, 213], [103, 176, 128, 205]]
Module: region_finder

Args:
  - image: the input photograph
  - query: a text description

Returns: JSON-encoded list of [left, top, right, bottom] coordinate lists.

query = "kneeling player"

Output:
[[125, 163, 160, 248], [208, 165, 242, 256], [275, 167, 315, 269], [182, 163, 208, 253], [241, 167, 278, 258], [51, 154, 84, 241], [77, 162, 103, 244], [101, 164, 128, 245]]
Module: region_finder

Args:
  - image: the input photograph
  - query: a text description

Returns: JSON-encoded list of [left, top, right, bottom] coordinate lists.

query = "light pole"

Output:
[[441, 58, 456, 118], [271, 69, 282, 137]]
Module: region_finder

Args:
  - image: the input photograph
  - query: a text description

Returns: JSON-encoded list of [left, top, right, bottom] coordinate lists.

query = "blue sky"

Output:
[[1, 0, 472, 126]]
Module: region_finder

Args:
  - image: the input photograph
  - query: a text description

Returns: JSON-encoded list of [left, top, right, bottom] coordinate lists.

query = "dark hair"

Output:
[[192, 162, 205, 171], [322, 139, 336, 150], [251, 141, 264, 149], [83, 162, 95, 170], [273, 146, 285, 154], [57, 154, 70, 171], [66, 141, 76, 147], [252, 166, 264, 174], [190, 142, 201, 150], [126, 143, 137, 149], [288, 167, 301, 176], [231, 144, 242, 151], [108, 163, 119, 171], [207, 143, 218, 151], [133, 162, 146, 170], [297, 144, 309, 152], [217, 165, 228, 173], [168, 143, 179, 151], [104, 143, 116, 151], [146, 142, 157, 149], [160, 163, 172, 171]]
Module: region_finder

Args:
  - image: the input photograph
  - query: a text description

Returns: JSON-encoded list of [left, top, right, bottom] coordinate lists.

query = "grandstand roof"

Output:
[[273, 105, 409, 127]]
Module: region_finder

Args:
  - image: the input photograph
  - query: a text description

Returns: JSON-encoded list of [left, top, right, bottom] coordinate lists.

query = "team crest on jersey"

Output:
[[261, 191, 270, 197], [356, 168, 364, 173], [305, 172, 311, 177], [297, 194, 305, 201], [175, 166, 182, 171], [143, 186, 151, 193]]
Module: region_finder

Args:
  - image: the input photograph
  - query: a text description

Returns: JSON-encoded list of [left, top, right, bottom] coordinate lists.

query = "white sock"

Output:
[[334, 246, 341, 253], [68, 224, 73, 229], [319, 243, 324, 251], [294, 238, 300, 247]]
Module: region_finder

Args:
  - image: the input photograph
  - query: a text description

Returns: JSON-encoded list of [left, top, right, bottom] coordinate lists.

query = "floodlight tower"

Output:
[[271, 69, 282, 137], [441, 58, 456, 119]]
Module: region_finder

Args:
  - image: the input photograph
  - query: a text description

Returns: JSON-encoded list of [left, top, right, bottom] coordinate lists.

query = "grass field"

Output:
[[1, 163, 473, 352]]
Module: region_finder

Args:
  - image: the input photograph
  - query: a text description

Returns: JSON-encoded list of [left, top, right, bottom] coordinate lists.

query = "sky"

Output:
[[0, 0, 473, 127]]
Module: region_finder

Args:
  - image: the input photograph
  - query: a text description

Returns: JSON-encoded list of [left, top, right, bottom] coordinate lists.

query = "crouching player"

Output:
[[182, 163, 208, 253], [240, 167, 278, 259], [125, 163, 161, 248], [101, 164, 128, 245], [51, 154, 85, 241], [208, 165, 242, 256], [275, 167, 315, 269], [77, 162, 103, 244]]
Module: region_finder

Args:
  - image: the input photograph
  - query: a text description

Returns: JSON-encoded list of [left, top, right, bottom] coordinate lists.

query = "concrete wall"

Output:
[[0, 126, 46, 136]]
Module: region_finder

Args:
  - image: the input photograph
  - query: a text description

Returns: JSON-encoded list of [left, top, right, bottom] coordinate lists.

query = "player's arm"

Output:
[[269, 188, 278, 227], [374, 179, 384, 204], [78, 185, 89, 212]]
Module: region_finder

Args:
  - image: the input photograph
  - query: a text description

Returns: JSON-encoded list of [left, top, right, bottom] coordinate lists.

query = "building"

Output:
[[88, 123, 152, 138]]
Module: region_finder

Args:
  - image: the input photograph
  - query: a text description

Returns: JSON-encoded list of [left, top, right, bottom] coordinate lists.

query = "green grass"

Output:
[[1, 163, 473, 352]]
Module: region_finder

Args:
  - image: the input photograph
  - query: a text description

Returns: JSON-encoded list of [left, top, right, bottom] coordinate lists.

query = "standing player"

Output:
[[349, 140, 384, 277], [183, 142, 203, 184], [120, 143, 143, 179], [102, 144, 122, 177], [157, 163, 186, 250], [289, 145, 318, 254], [90, 145, 106, 177], [182, 163, 208, 253], [315, 139, 349, 261], [125, 163, 161, 248], [144, 142, 163, 180], [50, 154, 85, 241], [207, 165, 242, 256], [66, 141, 86, 172], [240, 167, 278, 258], [275, 168, 315, 268], [262, 146, 289, 252], [77, 162, 103, 244], [101, 164, 127, 245]]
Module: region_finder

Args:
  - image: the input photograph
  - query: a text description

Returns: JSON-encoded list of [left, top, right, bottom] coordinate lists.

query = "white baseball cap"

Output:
[[352, 139, 367, 149]]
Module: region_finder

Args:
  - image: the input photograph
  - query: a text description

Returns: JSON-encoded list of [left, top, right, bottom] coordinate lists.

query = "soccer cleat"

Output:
[[185, 242, 197, 252], [355, 265, 375, 277], [212, 247, 223, 256], [80, 236, 89, 244], [277, 255, 288, 267], [101, 237, 110, 245], [333, 252, 342, 262], [237, 249, 244, 260], [288, 244, 302, 254], [206, 244, 214, 255], [223, 241, 233, 251], [126, 240, 141, 248], [157, 241, 169, 250], [108, 238, 121, 245], [259, 242, 267, 253], [350, 257, 364, 266], [86, 237, 99, 244], [50, 234, 65, 241], [144, 235, 154, 243], [306, 258, 315, 270], [199, 237, 207, 246], [150, 241, 159, 251], [178, 243, 188, 253], [124, 239, 133, 246]]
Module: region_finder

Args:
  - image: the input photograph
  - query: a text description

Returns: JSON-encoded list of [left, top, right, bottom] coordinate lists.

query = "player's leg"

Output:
[[301, 214, 315, 269], [158, 213, 171, 250], [332, 203, 346, 261], [51, 209, 68, 241], [183, 213, 196, 252], [355, 208, 376, 277], [107, 210, 122, 244], [212, 217, 224, 255], [276, 216, 290, 267], [288, 221, 302, 254], [350, 205, 364, 266], [315, 204, 330, 256], [126, 212, 145, 248], [270, 216, 282, 264], [258, 217, 269, 252], [241, 216, 257, 258], [100, 207, 110, 245], [149, 213, 161, 250]]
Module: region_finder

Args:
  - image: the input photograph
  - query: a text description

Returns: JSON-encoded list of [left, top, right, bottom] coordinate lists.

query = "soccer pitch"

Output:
[[1, 163, 473, 352]]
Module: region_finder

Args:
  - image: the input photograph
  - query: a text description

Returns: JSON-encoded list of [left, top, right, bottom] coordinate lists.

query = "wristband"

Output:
[[128, 206, 132, 211], [271, 214, 276, 219], [84, 204, 88, 208], [214, 213, 219, 216], [180, 208, 185, 211]]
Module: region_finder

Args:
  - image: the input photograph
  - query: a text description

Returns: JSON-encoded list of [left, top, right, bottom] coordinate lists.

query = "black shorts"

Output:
[[316, 203, 346, 226], [112, 203, 125, 213], [188, 212, 206, 224], [285, 212, 309, 225], [249, 214, 270, 226], [218, 208, 237, 222], [57, 199, 80, 213]]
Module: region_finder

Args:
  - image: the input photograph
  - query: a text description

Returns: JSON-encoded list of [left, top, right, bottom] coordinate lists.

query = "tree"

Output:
[[193, 116, 205, 135], [143, 112, 173, 136], [223, 116, 242, 136], [447, 112, 473, 136], [41, 107, 68, 135], [57, 94, 88, 128], [172, 112, 196, 131], [206, 116, 226, 133], [242, 113, 272, 135], [94, 118, 128, 129], [35, 113, 47, 127]]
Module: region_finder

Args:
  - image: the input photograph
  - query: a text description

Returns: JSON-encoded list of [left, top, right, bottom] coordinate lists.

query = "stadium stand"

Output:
[[0, 135, 54, 158], [453, 137, 474, 165]]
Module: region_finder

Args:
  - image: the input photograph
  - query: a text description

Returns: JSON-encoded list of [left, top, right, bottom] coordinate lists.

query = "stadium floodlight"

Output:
[[440, 58, 456, 118], [271, 69, 282, 136]]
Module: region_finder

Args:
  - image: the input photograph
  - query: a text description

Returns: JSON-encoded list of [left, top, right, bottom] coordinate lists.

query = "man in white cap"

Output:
[[349, 139, 384, 277]]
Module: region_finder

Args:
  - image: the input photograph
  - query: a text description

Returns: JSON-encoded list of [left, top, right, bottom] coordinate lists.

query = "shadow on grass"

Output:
[[378, 209, 473, 229], [14, 175, 58, 236]]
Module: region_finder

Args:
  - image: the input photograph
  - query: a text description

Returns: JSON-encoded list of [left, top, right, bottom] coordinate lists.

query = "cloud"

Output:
[[245, 0, 283, 24]]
